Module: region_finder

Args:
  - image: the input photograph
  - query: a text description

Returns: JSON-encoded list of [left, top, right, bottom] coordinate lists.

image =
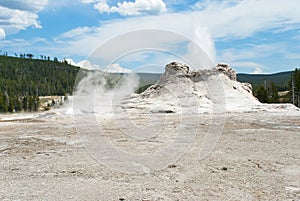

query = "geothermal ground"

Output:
[[0, 109, 300, 200], [1, 63, 300, 200]]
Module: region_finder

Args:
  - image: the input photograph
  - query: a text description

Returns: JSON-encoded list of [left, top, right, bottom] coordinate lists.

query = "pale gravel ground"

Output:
[[0, 110, 300, 200]]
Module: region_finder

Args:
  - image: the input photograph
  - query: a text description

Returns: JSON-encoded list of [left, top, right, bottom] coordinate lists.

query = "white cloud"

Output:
[[217, 43, 288, 73], [87, 0, 167, 16], [65, 58, 131, 73], [78, 60, 100, 70], [219, 43, 286, 62], [193, 0, 300, 40], [58, 26, 94, 39], [53, 0, 300, 58], [114, 0, 167, 16], [252, 68, 263, 74], [231, 61, 264, 74], [65, 58, 100, 70], [64, 58, 78, 66], [192, 0, 240, 11], [0, 0, 48, 12], [81, 0, 98, 3], [105, 63, 132, 73], [217, 43, 287, 70], [0, 0, 47, 37], [2, 0, 300, 73], [0, 28, 5, 40], [94, 2, 111, 13], [47, 21, 217, 69]]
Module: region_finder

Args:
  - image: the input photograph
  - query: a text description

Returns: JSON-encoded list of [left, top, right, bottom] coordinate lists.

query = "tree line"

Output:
[[253, 68, 300, 107], [1, 50, 65, 64], [0, 55, 80, 113], [0, 93, 39, 112], [254, 82, 279, 103]]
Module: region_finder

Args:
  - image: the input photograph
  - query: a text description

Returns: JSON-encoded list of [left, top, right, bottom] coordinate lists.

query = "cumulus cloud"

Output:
[[78, 60, 100, 70], [105, 63, 132, 73], [65, 58, 130, 73], [94, 2, 111, 13], [0, 0, 47, 38], [84, 0, 167, 16], [65, 58, 100, 70]]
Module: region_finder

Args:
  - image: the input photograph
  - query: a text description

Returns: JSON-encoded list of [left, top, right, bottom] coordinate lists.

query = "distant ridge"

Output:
[[137, 71, 293, 91], [237, 71, 292, 90]]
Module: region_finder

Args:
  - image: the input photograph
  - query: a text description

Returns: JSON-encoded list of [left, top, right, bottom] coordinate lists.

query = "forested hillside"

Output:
[[237, 71, 292, 91], [0, 55, 80, 96], [0, 55, 80, 112]]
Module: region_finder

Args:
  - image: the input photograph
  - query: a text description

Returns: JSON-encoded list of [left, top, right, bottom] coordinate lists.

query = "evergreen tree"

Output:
[[291, 68, 300, 107], [0, 92, 8, 112], [22, 96, 28, 111], [8, 95, 14, 112], [0, 55, 79, 97], [14, 98, 22, 112], [269, 82, 279, 103], [256, 85, 269, 103], [28, 96, 34, 112]]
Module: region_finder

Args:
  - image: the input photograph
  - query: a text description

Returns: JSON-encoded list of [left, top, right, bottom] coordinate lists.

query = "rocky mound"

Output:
[[123, 62, 297, 113]]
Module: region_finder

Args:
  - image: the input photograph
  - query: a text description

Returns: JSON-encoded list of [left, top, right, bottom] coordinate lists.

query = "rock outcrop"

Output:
[[124, 62, 261, 113], [216, 63, 237, 81]]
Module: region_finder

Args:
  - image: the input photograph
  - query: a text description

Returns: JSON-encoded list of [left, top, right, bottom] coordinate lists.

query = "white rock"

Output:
[[122, 62, 298, 114]]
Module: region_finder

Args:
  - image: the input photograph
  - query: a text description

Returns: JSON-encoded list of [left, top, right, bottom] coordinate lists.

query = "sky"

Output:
[[0, 0, 300, 74]]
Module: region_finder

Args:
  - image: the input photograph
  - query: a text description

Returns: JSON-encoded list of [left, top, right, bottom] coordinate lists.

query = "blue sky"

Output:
[[0, 0, 300, 74]]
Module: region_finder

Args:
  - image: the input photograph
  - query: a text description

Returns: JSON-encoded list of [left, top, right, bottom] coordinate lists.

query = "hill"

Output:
[[0, 55, 80, 96], [137, 73, 162, 83], [0, 55, 81, 112], [237, 71, 292, 91], [136, 73, 162, 93]]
